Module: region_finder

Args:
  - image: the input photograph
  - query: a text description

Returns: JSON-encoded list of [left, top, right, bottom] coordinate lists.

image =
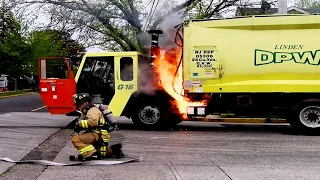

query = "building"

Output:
[[0, 74, 8, 92], [235, 6, 320, 16]]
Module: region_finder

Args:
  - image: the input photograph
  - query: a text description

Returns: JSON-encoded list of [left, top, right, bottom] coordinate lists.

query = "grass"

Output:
[[0, 90, 33, 98]]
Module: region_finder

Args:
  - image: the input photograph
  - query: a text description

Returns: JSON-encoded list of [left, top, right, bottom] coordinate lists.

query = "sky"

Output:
[[8, 0, 298, 52]]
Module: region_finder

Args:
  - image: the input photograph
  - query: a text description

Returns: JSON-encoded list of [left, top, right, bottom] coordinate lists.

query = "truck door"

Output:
[[108, 56, 137, 116], [38, 57, 76, 114]]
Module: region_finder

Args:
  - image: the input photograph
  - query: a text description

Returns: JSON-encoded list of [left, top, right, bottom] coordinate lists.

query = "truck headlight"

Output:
[[187, 107, 194, 115], [186, 106, 206, 116], [197, 107, 205, 115]]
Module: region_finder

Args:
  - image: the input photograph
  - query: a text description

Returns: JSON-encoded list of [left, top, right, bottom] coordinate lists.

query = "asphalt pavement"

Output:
[[1, 94, 320, 179], [42, 123, 320, 180], [0, 93, 69, 176], [0, 93, 48, 113], [0, 112, 74, 175], [1, 117, 320, 180]]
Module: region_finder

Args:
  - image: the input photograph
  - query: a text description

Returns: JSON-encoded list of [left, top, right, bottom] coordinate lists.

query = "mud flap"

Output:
[[0, 154, 143, 166]]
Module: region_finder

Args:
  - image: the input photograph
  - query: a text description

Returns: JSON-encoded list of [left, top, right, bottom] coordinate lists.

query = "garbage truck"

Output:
[[38, 14, 320, 133]]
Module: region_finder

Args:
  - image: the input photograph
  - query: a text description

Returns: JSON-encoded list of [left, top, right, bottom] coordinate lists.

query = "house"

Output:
[[235, 6, 320, 16]]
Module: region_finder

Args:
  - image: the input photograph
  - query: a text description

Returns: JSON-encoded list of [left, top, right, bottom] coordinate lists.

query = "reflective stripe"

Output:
[[93, 129, 109, 135], [101, 129, 109, 134], [79, 145, 94, 154], [100, 146, 106, 156], [99, 117, 105, 125], [102, 138, 110, 142], [79, 145, 95, 154], [93, 130, 110, 142], [79, 120, 88, 129]]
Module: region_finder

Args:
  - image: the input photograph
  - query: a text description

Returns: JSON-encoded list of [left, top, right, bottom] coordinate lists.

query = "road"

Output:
[[0, 93, 48, 114], [1, 119, 320, 180], [1, 94, 320, 179]]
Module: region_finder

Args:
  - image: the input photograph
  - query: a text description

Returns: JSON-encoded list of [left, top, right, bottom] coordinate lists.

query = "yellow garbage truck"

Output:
[[38, 14, 320, 133]]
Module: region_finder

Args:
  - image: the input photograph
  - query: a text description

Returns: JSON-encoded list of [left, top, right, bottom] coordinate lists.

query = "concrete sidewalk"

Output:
[[0, 112, 74, 174]]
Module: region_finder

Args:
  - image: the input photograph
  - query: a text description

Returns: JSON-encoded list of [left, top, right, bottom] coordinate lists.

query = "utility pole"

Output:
[[278, 0, 288, 14]]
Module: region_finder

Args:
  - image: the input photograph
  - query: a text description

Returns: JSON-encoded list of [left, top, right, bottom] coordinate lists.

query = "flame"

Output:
[[153, 46, 209, 119]]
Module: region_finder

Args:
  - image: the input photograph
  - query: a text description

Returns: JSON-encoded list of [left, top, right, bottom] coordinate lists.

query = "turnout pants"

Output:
[[71, 131, 112, 158]]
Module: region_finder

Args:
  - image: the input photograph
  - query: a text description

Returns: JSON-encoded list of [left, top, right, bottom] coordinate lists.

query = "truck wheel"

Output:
[[288, 100, 320, 133], [131, 99, 180, 130]]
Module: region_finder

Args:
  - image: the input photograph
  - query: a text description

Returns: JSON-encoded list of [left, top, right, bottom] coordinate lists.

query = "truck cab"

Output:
[[38, 51, 182, 129], [74, 52, 138, 117]]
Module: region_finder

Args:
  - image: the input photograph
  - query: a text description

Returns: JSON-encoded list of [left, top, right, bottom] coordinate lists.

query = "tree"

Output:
[[0, 5, 32, 91], [27, 29, 85, 79], [297, 0, 320, 8], [9, 0, 245, 53]]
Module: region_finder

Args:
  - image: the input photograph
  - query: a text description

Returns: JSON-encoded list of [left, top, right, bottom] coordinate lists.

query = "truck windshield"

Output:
[[77, 56, 115, 104]]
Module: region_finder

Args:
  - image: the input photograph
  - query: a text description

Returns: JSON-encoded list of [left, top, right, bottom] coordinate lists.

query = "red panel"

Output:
[[38, 57, 77, 114]]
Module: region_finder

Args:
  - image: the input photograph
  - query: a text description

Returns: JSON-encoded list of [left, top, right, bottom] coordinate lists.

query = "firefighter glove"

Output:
[[68, 118, 80, 132], [73, 121, 81, 133]]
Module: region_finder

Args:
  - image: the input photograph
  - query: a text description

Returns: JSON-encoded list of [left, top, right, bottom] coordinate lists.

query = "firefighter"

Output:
[[70, 93, 123, 161]]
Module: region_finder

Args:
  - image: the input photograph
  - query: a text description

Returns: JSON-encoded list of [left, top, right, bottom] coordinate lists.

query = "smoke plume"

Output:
[[158, 12, 183, 50], [137, 62, 158, 96], [136, 11, 184, 96]]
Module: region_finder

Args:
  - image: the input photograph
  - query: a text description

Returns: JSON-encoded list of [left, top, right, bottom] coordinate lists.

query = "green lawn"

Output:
[[0, 91, 32, 98]]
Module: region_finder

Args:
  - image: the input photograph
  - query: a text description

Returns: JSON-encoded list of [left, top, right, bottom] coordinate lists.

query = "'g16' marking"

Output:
[[117, 84, 134, 90]]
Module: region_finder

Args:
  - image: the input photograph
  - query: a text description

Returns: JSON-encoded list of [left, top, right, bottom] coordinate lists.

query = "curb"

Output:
[[0, 92, 37, 99]]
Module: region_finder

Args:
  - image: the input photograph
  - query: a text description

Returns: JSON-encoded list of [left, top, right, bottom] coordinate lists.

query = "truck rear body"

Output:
[[183, 15, 320, 119], [183, 14, 320, 94]]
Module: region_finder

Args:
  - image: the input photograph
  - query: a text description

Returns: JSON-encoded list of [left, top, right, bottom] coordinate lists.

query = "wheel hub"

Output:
[[299, 106, 320, 128], [138, 105, 161, 124]]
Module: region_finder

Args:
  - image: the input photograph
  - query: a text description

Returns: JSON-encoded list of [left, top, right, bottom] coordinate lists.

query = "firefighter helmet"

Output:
[[72, 93, 92, 105]]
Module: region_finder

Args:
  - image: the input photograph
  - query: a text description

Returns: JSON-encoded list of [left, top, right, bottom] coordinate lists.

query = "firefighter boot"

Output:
[[99, 145, 113, 158], [82, 151, 101, 161], [111, 143, 124, 159]]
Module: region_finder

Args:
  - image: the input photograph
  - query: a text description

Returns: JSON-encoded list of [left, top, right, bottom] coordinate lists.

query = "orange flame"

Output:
[[153, 46, 209, 119]]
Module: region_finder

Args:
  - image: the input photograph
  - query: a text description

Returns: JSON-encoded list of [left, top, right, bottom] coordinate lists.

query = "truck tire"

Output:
[[288, 100, 320, 134], [131, 99, 181, 130]]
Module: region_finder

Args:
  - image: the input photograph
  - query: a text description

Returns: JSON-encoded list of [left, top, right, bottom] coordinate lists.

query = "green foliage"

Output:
[[0, 9, 32, 78], [46, 59, 70, 79], [184, 0, 211, 19], [297, 0, 320, 8], [27, 29, 85, 77], [0, 6, 85, 90]]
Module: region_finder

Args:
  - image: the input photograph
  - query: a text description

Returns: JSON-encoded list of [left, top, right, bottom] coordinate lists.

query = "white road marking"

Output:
[[31, 106, 47, 112]]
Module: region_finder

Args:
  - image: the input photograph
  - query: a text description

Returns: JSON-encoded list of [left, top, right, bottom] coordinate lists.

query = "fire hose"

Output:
[[0, 154, 143, 166], [0, 108, 143, 166]]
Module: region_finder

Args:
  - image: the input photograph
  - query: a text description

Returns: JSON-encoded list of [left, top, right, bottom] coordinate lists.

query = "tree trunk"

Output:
[[14, 77, 18, 92]]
